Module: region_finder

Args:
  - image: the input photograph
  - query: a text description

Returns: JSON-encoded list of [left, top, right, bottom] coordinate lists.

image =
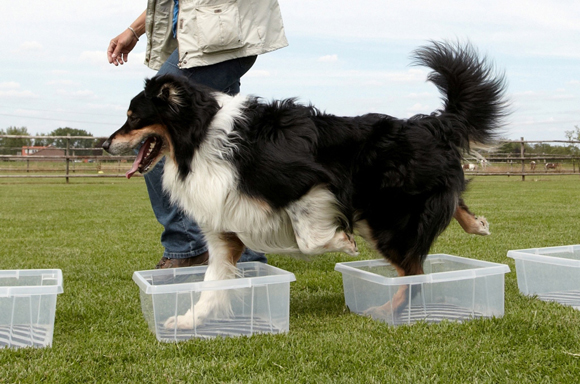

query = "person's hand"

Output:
[[107, 29, 139, 66]]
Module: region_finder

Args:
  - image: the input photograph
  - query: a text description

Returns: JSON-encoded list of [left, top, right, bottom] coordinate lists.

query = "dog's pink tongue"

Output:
[[126, 141, 148, 179]]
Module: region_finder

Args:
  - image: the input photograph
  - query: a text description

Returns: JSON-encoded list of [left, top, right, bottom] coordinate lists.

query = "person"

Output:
[[107, 0, 288, 268]]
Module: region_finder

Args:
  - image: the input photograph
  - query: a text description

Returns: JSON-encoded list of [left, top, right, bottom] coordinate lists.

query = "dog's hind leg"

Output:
[[285, 185, 358, 256], [163, 232, 244, 330], [454, 198, 490, 236], [358, 190, 456, 323]]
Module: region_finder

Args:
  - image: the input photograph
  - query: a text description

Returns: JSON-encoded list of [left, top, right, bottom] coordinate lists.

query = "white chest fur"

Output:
[[162, 147, 235, 231], [160, 92, 300, 253], [162, 156, 299, 253]]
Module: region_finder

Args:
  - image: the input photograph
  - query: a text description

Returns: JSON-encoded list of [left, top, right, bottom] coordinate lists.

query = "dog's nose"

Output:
[[102, 140, 110, 151]]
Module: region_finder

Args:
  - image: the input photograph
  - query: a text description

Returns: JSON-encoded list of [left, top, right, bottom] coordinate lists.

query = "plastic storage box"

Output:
[[0, 269, 63, 349], [133, 262, 296, 341], [335, 255, 510, 326], [508, 244, 580, 309]]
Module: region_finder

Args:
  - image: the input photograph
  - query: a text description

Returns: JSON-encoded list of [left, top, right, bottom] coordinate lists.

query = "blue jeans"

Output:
[[144, 50, 267, 263]]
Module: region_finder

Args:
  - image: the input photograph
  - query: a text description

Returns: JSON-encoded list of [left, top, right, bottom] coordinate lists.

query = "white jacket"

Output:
[[144, 0, 288, 70]]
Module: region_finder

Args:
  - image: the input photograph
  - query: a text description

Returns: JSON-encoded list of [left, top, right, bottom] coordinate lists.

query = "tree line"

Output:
[[495, 126, 580, 156], [2, 124, 580, 157], [0, 126, 104, 156]]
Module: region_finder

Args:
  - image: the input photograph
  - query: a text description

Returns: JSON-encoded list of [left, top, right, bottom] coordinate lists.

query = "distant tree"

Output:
[[530, 143, 574, 155], [33, 133, 51, 147], [497, 138, 533, 155], [564, 125, 580, 142], [0, 126, 32, 155], [563, 125, 580, 155], [496, 136, 578, 156], [47, 127, 94, 149]]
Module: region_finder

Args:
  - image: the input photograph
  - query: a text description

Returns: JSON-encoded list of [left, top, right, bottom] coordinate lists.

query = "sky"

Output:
[[1, 0, 579, 141]]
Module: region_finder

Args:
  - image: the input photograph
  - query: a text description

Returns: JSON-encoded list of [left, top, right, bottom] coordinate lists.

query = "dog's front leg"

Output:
[[164, 232, 245, 330]]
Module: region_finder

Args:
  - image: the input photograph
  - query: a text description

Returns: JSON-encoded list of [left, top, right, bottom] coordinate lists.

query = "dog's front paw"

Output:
[[164, 291, 232, 330], [163, 306, 213, 330], [164, 308, 195, 330]]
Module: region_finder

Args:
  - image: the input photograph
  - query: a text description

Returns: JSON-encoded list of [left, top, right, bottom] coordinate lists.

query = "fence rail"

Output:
[[0, 134, 136, 182], [1, 135, 579, 182]]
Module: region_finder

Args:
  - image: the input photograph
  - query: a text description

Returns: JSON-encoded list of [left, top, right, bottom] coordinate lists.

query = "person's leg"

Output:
[[145, 51, 266, 267], [144, 157, 210, 268], [154, 50, 256, 96], [183, 57, 257, 95]]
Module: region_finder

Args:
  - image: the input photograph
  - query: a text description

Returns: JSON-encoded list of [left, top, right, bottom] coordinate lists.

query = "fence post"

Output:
[[66, 134, 70, 184], [520, 137, 525, 181]]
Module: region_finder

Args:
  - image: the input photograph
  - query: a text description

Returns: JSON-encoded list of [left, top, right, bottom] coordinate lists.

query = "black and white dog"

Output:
[[103, 41, 506, 328]]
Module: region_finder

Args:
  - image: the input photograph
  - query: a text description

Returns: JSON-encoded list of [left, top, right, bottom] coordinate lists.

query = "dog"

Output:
[[103, 41, 506, 327]]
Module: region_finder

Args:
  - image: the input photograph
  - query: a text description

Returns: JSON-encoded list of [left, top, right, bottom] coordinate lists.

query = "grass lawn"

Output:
[[1, 176, 580, 383]]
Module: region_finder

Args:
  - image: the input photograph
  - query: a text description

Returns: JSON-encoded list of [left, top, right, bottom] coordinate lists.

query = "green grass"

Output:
[[1, 176, 580, 383]]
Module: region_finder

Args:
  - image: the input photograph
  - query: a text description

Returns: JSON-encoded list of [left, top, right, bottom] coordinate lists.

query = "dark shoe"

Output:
[[240, 249, 268, 263], [155, 251, 210, 269]]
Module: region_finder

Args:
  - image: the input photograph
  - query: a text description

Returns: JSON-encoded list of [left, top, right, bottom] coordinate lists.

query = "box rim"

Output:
[[0, 269, 64, 297], [334, 254, 510, 285], [507, 245, 580, 267], [133, 262, 296, 295]]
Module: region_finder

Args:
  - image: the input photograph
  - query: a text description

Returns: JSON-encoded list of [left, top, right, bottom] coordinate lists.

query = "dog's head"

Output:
[[102, 75, 220, 179]]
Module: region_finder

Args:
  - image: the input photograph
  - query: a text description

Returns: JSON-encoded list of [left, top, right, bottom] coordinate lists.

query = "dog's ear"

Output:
[[144, 76, 185, 108]]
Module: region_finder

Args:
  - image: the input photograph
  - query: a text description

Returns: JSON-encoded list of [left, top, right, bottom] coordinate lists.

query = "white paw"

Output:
[[473, 216, 491, 236], [329, 231, 359, 256], [164, 308, 195, 330], [163, 291, 232, 330]]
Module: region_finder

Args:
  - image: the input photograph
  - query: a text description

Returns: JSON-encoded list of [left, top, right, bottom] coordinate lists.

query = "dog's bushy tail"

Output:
[[412, 41, 508, 149]]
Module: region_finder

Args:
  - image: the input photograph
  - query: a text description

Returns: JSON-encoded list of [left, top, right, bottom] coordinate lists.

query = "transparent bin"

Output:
[[0, 269, 63, 349], [508, 244, 580, 309], [133, 262, 296, 341], [335, 254, 509, 326]]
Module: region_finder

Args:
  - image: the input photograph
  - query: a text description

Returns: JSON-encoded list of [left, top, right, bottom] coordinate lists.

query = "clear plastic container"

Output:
[[133, 262, 296, 341], [335, 255, 509, 326], [508, 244, 580, 309], [0, 269, 63, 348]]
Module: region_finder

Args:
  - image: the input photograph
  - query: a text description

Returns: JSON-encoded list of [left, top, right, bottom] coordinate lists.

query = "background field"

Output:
[[1, 176, 580, 383]]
